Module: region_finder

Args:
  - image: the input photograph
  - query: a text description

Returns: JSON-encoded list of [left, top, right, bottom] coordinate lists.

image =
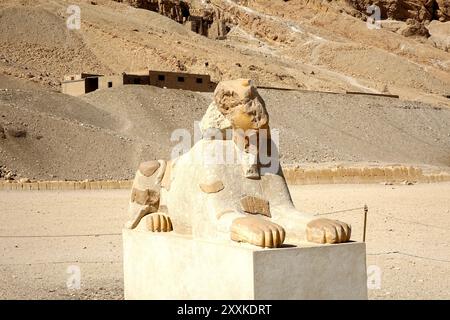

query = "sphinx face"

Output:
[[214, 79, 269, 132], [212, 79, 271, 178]]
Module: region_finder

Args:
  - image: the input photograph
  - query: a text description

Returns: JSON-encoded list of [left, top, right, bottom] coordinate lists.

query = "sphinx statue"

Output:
[[125, 79, 351, 247]]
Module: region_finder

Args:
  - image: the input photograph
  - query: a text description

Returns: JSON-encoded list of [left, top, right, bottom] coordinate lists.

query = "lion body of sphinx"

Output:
[[161, 139, 306, 241]]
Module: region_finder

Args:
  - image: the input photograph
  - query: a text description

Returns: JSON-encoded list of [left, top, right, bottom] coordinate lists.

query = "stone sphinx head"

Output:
[[200, 79, 273, 178], [213, 79, 269, 131]]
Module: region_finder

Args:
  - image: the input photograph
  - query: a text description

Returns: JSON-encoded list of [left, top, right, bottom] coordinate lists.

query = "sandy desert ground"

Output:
[[0, 182, 449, 300]]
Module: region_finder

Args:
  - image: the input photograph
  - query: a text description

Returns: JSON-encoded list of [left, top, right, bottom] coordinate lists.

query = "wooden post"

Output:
[[363, 204, 368, 242]]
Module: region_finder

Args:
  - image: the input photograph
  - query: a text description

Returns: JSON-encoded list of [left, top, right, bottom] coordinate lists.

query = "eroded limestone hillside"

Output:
[[0, 0, 449, 106]]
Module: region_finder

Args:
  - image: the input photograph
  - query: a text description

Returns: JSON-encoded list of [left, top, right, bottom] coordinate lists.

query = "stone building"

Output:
[[61, 70, 216, 96], [62, 74, 123, 96], [149, 70, 216, 91]]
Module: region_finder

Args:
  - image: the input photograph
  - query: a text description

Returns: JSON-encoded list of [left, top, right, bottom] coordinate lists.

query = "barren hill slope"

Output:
[[84, 85, 450, 168], [0, 0, 449, 106], [0, 91, 144, 181], [1, 80, 449, 181]]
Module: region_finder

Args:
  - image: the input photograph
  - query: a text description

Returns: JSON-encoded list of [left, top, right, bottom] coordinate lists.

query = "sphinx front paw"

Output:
[[230, 216, 285, 248], [146, 213, 173, 232], [306, 218, 351, 244]]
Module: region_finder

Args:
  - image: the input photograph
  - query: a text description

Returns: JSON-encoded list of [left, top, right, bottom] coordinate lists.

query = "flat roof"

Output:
[[149, 70, 211, 78], [61, 79, 86, 84]]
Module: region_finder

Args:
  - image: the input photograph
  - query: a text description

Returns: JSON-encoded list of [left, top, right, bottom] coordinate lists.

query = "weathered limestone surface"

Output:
[[123, 229, 368, 300]]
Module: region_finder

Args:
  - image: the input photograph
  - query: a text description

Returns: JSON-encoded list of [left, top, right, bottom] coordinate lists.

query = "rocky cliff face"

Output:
[[114, 0, 229, 38], [115, 1, 448, 42], [115, 0, 190, 23], [347, 0, 449, 22]]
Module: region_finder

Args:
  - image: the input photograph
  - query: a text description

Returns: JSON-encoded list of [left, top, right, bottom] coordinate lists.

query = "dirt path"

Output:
[[0, 183, 449, 299]]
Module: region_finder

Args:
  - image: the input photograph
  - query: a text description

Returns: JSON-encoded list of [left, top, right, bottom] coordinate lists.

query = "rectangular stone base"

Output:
[[123, 229, 367, 300]]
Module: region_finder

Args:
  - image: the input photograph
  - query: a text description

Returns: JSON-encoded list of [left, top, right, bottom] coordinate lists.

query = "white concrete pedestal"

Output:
[[123, 229, 367, 300]]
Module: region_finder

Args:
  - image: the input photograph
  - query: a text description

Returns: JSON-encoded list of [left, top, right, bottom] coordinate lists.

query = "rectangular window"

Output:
[[108, 81, 113, 88], [177, 77, 185, 83], [158, 75, 165, 81], [196, 78, 203, 84]]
